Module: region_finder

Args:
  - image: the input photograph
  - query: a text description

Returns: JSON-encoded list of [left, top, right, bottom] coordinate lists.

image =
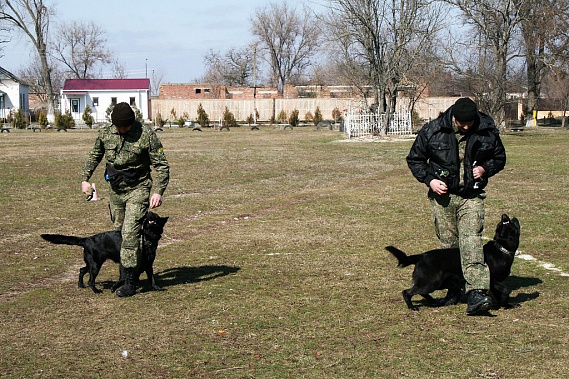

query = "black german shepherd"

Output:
[[41, 211, 168, 294], [386, 214, 520, 311]]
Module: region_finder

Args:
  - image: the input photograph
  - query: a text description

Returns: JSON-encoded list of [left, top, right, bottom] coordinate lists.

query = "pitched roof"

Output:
[[63, 78, 150, 91], [0, 66, 27, 84]]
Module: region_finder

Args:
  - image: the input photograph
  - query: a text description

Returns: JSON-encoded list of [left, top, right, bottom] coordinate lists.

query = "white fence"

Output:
[[344, 107, 412, 138]]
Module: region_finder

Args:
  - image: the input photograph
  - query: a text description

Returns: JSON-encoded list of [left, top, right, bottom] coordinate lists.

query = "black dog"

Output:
[[41, 211, 168, 294], [386, 214, 520, 311]]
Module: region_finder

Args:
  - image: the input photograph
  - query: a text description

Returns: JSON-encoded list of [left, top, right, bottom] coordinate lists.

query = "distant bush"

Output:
[[82, 105, 94, 128], [313, 106, 323, 126], [38, 112, 48, 128], [288, 109, 300, 126], [277, 110, 287, 123], [11, 109, 27, 129], [55, 111, 75, 129], [222, 106, 238, 127], [196, 103, 209, 127]]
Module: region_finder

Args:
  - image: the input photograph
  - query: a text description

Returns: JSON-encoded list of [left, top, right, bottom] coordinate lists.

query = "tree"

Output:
[[444, 0, 522, 127], [50, 20, 111, 79], [251, 2, 321, 94], [325, 0, 446, 129], [203, 46, 254, 86], [82, 104, 94, 128], [1, 0, 56, 122], [514, 0, 569, 118], [196, 103, 209, 127]]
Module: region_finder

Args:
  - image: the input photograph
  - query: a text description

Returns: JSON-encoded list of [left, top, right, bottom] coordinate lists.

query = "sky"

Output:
[[1, 0, 327, 84]]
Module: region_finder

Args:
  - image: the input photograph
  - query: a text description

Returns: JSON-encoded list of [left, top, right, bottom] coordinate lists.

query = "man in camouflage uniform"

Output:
[[406, 98, 506, 315], [81, 102, 170, 297]]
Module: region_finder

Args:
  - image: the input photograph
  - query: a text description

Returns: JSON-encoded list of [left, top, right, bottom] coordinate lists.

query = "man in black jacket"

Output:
[[406, 97, 506, 315]]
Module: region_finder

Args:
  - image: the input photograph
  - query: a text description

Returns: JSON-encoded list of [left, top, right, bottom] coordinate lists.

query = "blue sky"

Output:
[[1, 0, 326, 83]]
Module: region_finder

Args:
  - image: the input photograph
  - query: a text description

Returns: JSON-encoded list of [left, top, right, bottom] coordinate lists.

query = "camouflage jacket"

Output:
[[81, 121, 170, 195]]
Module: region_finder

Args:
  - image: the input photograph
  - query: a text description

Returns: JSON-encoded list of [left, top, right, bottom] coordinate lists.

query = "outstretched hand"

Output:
[[150, 193, 163, 209]]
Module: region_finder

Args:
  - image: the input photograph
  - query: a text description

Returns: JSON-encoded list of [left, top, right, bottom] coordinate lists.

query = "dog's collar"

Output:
[[494, 241, 516, 256]]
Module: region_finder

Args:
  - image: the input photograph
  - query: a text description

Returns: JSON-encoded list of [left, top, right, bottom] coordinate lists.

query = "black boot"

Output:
[[116, 268, 136, 297], [466, 289, 492, 315]]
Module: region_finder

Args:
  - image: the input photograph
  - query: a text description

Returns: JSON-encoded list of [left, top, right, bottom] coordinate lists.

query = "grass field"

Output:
[[1, 126, 568, 378]]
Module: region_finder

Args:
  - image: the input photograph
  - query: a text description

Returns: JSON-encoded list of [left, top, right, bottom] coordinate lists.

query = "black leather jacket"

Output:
[[406, 107, 506, 198]]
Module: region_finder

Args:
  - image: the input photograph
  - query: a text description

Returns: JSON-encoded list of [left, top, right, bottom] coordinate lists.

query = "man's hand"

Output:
[[150, 193, 163, 209], [81, 181, 92, 194], [473, 165, 486, 180], [429, 179, 448, 195]]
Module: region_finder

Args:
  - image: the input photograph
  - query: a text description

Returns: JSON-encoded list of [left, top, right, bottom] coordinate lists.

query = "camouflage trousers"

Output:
[[428, 190, 490, 292], [108, 182, 151, 268]]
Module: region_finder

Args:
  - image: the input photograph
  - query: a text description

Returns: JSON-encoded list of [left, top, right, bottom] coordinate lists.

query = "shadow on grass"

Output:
[[403, 275, 542, 312], [503, 275, 542, 306], [154, 265, 241, 288]]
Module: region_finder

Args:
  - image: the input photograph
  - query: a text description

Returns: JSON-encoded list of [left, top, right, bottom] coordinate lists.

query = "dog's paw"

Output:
[[153, 285, 166, 292]]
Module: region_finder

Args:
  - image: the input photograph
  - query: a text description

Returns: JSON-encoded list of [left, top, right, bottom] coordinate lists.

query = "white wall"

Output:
[[61, 89, 150, 123]]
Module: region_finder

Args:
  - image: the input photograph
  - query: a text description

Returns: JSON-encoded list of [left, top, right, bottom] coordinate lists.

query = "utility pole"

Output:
[[253, 45, 257, 126]]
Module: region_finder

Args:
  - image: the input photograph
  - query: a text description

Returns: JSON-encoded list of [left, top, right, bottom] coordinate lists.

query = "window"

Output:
[[195, 88, 201, 94], [71, 99, 79, 113], [111, 97, 117, 105], [130, 97, 136, 106], [93, 97, 99, 106], [204, 88, 210, 93]]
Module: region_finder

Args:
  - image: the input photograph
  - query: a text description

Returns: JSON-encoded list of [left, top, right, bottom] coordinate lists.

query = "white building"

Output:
[[0, 66, 30, 121], [60, 78, 151, 123]]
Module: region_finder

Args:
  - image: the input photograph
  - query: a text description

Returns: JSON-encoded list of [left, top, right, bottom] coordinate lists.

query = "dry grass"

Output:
[[1, 126, 568, 378]]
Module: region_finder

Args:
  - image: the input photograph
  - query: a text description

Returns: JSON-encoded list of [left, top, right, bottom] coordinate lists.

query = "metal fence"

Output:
[[344, 107, 412, 138]]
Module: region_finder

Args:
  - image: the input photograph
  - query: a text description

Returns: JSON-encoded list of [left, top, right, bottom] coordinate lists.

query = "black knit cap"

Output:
[[111, 102, 135, 127], [452, 97, 478, 122]]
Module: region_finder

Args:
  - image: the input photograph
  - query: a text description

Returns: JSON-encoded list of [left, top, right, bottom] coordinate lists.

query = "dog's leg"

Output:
[[492, 282, 515, 309], [87, 265, 103, 294], [146, 267, 166, 291], [402, 289, 419, 311], [111, 266, 124, 293], [78, 266, 88, 288]]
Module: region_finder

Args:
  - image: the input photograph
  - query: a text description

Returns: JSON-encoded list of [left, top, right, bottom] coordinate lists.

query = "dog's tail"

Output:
[[41, 234, 86, 247], [385, 245, 420, 268]]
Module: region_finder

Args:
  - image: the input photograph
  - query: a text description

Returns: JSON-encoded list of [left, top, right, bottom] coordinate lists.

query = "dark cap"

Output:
[[111, 102, 135, 127], [452, 97, 478, 122]]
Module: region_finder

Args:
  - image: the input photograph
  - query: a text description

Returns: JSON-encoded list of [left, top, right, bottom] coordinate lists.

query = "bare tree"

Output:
[[109, 58, 127, 79], [17, 55, 64, 103], [251, 2, 321, 94], [514, 0, 569, 118], [50, 20, 111, 79], [325, 0, 446, 124], [150, 69, 164, 97], [444, 0, 522, 127], [203, 46, 254, 86], [1, 0, 56, 121]]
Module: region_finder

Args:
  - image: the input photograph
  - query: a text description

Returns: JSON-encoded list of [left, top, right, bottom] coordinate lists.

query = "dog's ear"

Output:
[[511, 217, 520, 230]]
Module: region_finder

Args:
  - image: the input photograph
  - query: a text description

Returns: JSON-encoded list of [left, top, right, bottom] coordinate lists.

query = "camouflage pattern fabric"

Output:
[[428, 190, 490, 292], [81, 121, 169, 196], [109, 184, 151, 268], [81, 121, 170, 268]]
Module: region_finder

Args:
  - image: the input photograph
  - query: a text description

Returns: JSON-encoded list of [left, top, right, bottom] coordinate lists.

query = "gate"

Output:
[[344, 107, 412, 138]]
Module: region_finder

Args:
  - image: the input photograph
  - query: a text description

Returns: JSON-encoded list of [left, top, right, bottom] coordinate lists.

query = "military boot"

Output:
[[116, 268, 136, 297], [466, 289, 492, 315]]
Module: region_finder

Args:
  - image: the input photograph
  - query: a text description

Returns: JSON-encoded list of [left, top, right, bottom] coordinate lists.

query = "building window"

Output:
[[195, 88, 201, 94], [130, 97, 136, 106], [93, 97, 99, 106], [71, 99, 79, 113], [204, 88, 210, 93], [111, 97, 117, 105]]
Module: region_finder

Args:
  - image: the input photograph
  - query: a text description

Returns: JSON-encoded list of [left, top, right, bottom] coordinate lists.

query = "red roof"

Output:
[[63, 78, 150, 91]]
